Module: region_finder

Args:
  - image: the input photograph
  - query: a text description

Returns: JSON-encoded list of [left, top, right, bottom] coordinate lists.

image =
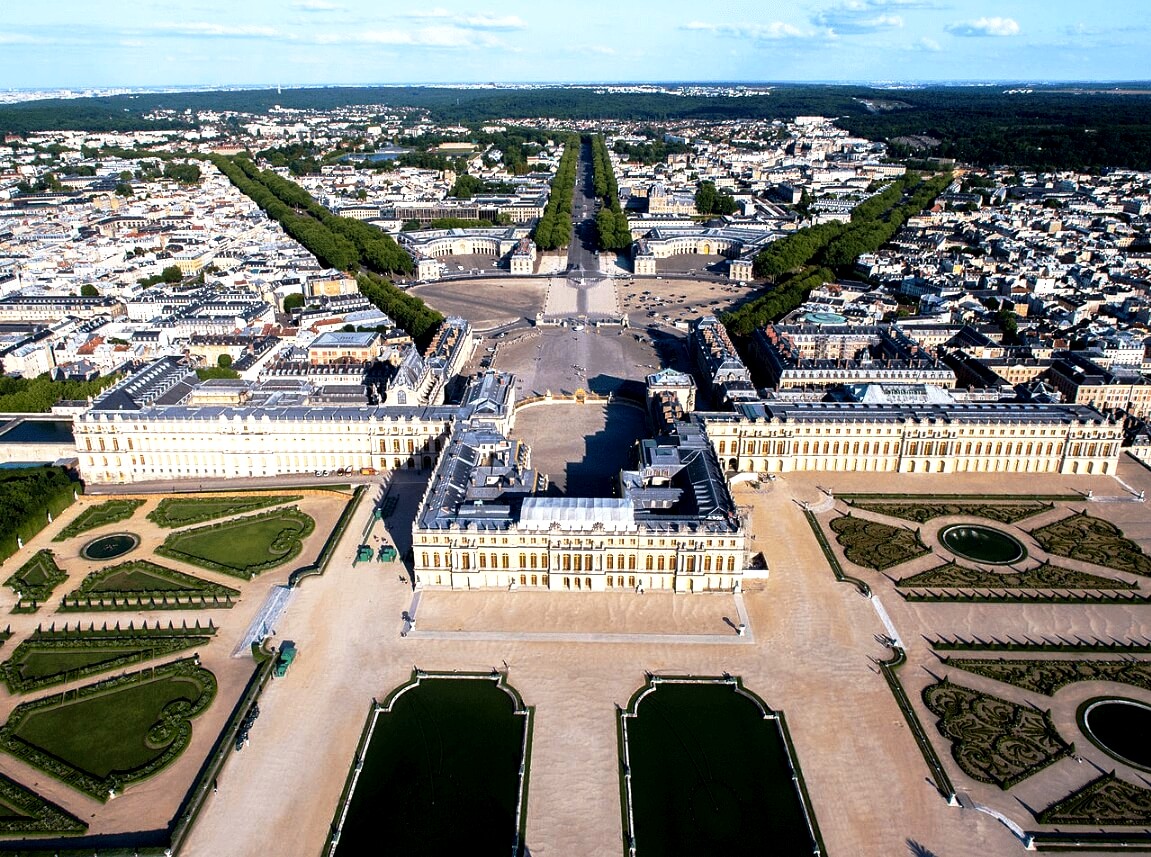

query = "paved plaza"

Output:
[[510, 401, 647, 495], [408, 277, 548, 329]]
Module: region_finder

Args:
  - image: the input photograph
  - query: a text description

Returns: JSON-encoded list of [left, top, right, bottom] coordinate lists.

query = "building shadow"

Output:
[[563, 406, 646, 497]]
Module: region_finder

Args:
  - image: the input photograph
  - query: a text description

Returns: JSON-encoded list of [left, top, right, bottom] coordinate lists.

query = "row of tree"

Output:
[[207, 155, 443, 344], [0, 374, 120, 413], [532, 137, 579, 250], [210, 155, 413, 275], [588, 135, 631, 250], [723, 172, 953, 337], [356, 272, 443, 347], [0, 467, 79, 563]]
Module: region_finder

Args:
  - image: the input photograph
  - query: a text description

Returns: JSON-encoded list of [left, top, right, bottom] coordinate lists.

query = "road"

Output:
[[566, 139, 602, 279]]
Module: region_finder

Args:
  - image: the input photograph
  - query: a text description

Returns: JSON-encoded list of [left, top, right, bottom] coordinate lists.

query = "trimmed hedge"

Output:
[[2, 631, 214, 694], [4, 549, 67, 612], [828, 513, 930, 571], [1030, 511, 1151, 577], [53, 499, 144, 541], [61, 559, 240, 612], [944, 656, 1151, 697], [147, 494, 303, 529], [155, 507, 315, 579], [896, 560, 1133, 591], [0, 770, 87, 835], [929, 636, 1151, 654], [1035, 772, 1151, 826], [849, 500, 1052, 524], [0, 657, 216, 801], [922, 678, 1071, 790]]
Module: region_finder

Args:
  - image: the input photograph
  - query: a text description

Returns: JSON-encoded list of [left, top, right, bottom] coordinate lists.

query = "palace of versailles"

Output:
[[68, 309, 1124, 593]]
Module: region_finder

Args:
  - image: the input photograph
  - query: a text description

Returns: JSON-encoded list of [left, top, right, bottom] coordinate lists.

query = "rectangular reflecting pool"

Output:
[[619, 676, 822, 856], [327, 672, 532, 857]]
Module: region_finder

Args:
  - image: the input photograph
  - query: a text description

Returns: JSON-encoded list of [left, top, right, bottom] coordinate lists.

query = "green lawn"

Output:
[[3, 636, 210, 693], [156, 508, 315, 578], [147, 494, 303, 528], [72, 560, 238, 596], [0, 659, 216, 798], [19, 677, 202, 776], [4, 549, 67, 609], [53, 499, 144, 541]]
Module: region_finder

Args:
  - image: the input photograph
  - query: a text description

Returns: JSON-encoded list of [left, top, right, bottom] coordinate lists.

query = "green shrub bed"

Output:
[[922, 678, 1071, 789], [60, 560, 239, 611], [930, 636, 1151, 654], [53, 499, 144, 541], [828, 514, 930, 570], [4, 550, 66, 612], [849, 500, 1052, 524], [2, 626, 215, 693], [0, 657, 216, 800], [901, 589, 1151, 605], [1029, 512, 1151, 577], [147, 494, 303, 528], [944, 656, 1151, 697], [1035, 772, 1151, 826], [896, 560, 1133, 590], [155, 507, 314, 579], [0, 770, 87, 835]]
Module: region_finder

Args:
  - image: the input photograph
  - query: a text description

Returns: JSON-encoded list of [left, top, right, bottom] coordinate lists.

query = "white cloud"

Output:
[[945, 17, 1021, 37], [291, 0, 342, 10], [684, 21, 808, 40], [397, 9, 525, 29], [148, 22, 285, 38], [915, 36, 941, 51], [461, 14, 526, 30], [312, 26, 502, 48], [0, 32, 46, 45], [813, 2, 905, 35]]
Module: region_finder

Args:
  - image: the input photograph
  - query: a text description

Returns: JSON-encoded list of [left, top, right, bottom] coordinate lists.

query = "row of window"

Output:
[[722, 438, 1117, 459], [435, 573, 736, 591], [421, 551, 739, 573]]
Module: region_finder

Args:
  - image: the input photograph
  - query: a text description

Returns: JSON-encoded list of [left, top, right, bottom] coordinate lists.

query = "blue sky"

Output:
[[1, 0, 1146, 90]]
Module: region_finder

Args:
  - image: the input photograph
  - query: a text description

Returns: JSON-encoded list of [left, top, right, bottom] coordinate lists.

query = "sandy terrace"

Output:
[[414, 589, 743, 637]]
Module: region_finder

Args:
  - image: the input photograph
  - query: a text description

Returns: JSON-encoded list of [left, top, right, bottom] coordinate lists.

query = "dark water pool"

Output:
[[940, 524, 1027, 565], [1081, 699, 1151, 770]]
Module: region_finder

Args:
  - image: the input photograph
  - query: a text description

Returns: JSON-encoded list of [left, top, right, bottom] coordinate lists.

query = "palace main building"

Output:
[[71, 334, 1123, 592], [410, 422, 745, 593]]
